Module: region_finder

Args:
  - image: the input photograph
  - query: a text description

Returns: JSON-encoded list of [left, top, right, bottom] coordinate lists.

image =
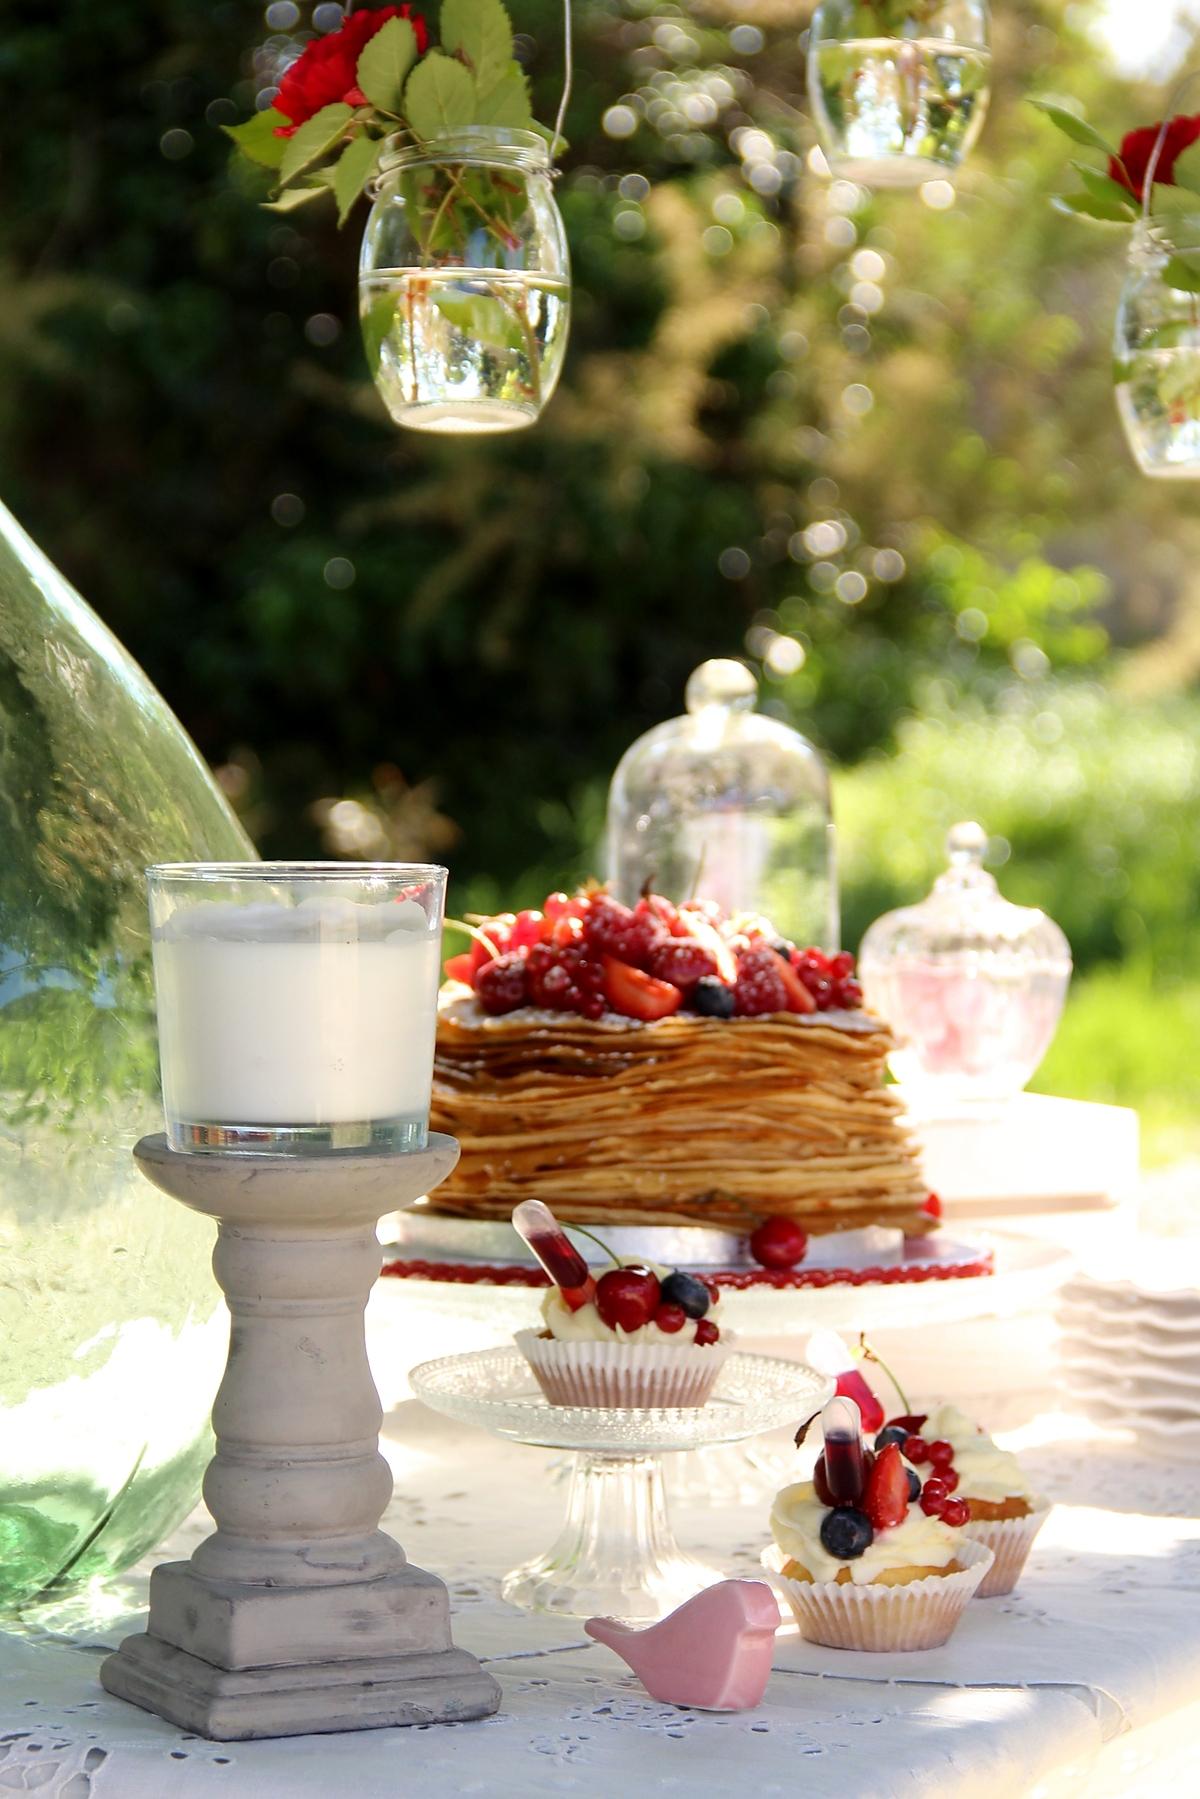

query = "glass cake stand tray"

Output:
[[409, 1346, 832, 1622]]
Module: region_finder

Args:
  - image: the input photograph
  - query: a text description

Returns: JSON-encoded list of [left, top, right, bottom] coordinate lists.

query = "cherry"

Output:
[[694, 1318, 720, 1346], [749, 1217, 809, 1270], [903, 1435, 930, 1464], [594, 1266, 661, 1333], [940, 1498, 970, 1528], [813, 1453, 834, 1507], [511, 908, 549, 949], [829, 950, 856, 980], [886, 1413, 928, 1436], [654, 1302, 687, 1334], [835, 1368, 884, 1434], [919, 1478, 949, 1516], [927, 1439, 955, 1468], [923, 1193, 943, 1220]]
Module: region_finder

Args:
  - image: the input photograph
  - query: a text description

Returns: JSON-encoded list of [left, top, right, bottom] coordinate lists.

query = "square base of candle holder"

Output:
[[99, 1561, 501, 1740], [99, 1632, 501, 1740]]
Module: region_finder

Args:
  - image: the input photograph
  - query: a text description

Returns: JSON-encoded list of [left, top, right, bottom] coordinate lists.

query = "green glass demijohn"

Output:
[[0, 499, 254, 1613]]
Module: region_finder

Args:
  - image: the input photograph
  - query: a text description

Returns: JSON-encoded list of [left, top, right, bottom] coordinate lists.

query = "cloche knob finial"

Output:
[[684, 659, 757, 716]]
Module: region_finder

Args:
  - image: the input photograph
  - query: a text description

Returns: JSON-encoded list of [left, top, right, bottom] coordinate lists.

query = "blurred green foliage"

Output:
[[3, 1, 1200, 1142]]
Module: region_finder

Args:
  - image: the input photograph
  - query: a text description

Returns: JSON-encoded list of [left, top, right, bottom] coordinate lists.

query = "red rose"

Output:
[[1109, 112, 1200, 202], [274, 6, 429, 136]]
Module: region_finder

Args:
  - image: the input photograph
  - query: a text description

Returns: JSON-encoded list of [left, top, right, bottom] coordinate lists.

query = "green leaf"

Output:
[[403, 51, 477, 141], [1068, 162, 1137, 217], [279, 102, 354, 188], [355, 17, 418, 114], [223, 108, 290, 169], [264, 183, 331, 212], [1052, 191, 1130, 223], [472, 63, 532, 130], [1029, 99, 1117, 159], [441, 0, 513, 98], [432, 287, 524, 351], [1166, 254, 1200, 293], [332, 133, 385, 226], [1170, 142, 1200, 195]]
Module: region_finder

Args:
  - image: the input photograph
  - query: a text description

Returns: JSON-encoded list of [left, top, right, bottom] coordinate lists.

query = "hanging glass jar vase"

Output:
[[807, 0, 991, 189], [1113, 219, 1200, 478], [359, 127, 571, 436]]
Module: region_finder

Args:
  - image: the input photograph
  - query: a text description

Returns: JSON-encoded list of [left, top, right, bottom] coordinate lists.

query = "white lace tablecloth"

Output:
[[4, 1402, 1200, 1797]]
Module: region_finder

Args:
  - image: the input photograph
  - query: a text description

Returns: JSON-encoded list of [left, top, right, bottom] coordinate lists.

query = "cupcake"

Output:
[[884, 1404, 1048, 1598], [763, 1396, 992, 1650], [512, 1201, 730, 1407]]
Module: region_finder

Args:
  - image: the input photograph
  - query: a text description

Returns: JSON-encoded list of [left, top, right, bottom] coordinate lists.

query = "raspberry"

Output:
[[649, 939, 719, 989], [733, 946, 788, 1016], [475, 951, 529, 1015], [835, 977, 864, 1008], [583, 893, 655, 963]]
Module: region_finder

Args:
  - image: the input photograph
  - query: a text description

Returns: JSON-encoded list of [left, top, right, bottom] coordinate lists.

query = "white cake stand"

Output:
[[409, 1347, 831, 1623]]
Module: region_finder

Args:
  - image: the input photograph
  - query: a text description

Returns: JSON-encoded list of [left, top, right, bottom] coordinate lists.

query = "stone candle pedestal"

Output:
[[100, 1132, 500, 1740]]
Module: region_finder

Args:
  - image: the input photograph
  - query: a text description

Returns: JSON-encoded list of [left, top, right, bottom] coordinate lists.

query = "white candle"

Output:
[[152, 894, 441, 1136]]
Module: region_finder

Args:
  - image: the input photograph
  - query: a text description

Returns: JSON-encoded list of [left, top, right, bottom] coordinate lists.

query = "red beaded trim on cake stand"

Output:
[[380, 1251, 994, 1289]]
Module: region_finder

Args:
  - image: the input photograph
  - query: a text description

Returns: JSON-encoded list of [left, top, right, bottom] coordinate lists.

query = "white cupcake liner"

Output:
[[962, 1500, 1051, 1598], [514, 1328, 731, 1408], [761, 1536, 993, 1652]]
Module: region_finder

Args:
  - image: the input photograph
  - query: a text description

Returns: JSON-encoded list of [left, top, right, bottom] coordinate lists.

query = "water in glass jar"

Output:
[[810, 38, 991, 186], [1115, 349, 1200, 477], [360, 268, 570, 435]]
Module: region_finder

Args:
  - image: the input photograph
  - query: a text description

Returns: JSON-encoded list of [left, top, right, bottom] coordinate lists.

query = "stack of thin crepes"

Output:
[[429, 995, 931, 1237]]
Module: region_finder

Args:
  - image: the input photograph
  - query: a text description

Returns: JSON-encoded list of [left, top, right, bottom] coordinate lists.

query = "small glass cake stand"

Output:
[[409, 1346, 831, 1622]]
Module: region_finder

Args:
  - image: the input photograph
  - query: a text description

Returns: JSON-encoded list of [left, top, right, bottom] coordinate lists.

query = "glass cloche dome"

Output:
[[858, 822, 1072, 1103], [606, 659, 837, 947]]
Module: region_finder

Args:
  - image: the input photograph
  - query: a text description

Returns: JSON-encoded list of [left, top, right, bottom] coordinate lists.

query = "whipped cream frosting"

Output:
[[769, 1479, 961, 1586], [922, 1403, 1033, 1503], [540, 1260, 720, 1346]]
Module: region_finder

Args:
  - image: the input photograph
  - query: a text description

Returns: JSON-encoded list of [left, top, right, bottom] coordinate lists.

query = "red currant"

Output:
[[940, 1498, 970, 1527], [694, 1318, 720, 1346], [903, 1435, 930, 1464], [919, 1478, 949, 1516], [653, 1303, 687, 1334], [829, 951, 856, 980], [941, 1468, 959, 1493], [927, 1439, 955, 1468]]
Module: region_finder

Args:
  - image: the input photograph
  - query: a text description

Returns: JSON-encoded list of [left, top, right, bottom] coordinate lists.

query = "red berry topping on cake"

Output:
[[444, 950, 477, 985], [774, 953, 819, 1015], [475, 951, 530, 1015], [543, 891, 582, 922], [903, 1435, 930, 1464], [694, 1318, 720, 1346], [560, 1277, 597, 1313], [941, 1468, 960, 1493], [601, 955, 685, 1022], [813, 1453, 835, 1507], [733, 945, 788, 1016], [919, 1478, 949, 1516], [582, 893, 656, 963], [927, 1439, 955, 1468], [648, 939, 719, 990], [749, 1216, 809, 1270], [863, 1443, 910, 1531], [829, 951, 856, 980], [940, 1498, 970, 1527], [654, 1302, 687, 1334], [594, 1266, 661, 1333], [511, 908, 550, 949], [923, 1192, 943, 1220]]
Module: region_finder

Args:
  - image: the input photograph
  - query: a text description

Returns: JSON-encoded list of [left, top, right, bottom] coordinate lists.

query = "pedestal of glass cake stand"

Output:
[[409, 1347, 831, 1623]]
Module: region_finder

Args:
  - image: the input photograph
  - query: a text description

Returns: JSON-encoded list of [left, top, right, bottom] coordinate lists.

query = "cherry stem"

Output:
[[857, 1334, 910, 1416], [563, 1222, 623, 1269], [443, 917, 503, 962]]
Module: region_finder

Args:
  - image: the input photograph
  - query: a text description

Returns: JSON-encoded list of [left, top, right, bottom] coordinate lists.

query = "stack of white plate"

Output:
[[1058, 1243, 1200, 1457]]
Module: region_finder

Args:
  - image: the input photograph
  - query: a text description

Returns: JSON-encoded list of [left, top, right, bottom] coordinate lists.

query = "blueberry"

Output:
[[660, 1270, 711, 1319], [874, 1425, 909, 1452], [905, 1468, 921, 1504], [819, 1507, 874, 1560], [690, 977, 735, 1018]]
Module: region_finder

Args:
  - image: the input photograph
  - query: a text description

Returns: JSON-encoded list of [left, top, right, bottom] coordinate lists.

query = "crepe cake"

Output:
[[428, 885, 930, 1240]]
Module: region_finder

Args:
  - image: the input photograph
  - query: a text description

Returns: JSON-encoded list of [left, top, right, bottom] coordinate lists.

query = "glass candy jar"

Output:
[[1114, 220, 1200, 478], [859, 823, 1071, 1104], [606, 659, 838, 948], [359, 127, 570, 435], [807, 0, 991, 188]]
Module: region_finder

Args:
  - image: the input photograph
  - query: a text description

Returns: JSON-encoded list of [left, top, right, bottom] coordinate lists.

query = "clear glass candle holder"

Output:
[[147, 863, 446, 1155]]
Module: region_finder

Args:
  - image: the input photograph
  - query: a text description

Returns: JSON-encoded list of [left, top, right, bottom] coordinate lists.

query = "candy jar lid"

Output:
[[605, 659, 838, 949], [858, 823, 1072, 1103]]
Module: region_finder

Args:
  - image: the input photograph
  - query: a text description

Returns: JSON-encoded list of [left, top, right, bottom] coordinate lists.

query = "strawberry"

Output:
[[601, 955, 685, 1022], [774, 952, 819, 1015], [835, 1367, 884, 1433], [444, 950, 476, 985], [863, 1443, 910, 1532]]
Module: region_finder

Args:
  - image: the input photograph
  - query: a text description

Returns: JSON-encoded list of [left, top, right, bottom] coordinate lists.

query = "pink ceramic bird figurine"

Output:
[[584, 1580, 780, 1711]]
